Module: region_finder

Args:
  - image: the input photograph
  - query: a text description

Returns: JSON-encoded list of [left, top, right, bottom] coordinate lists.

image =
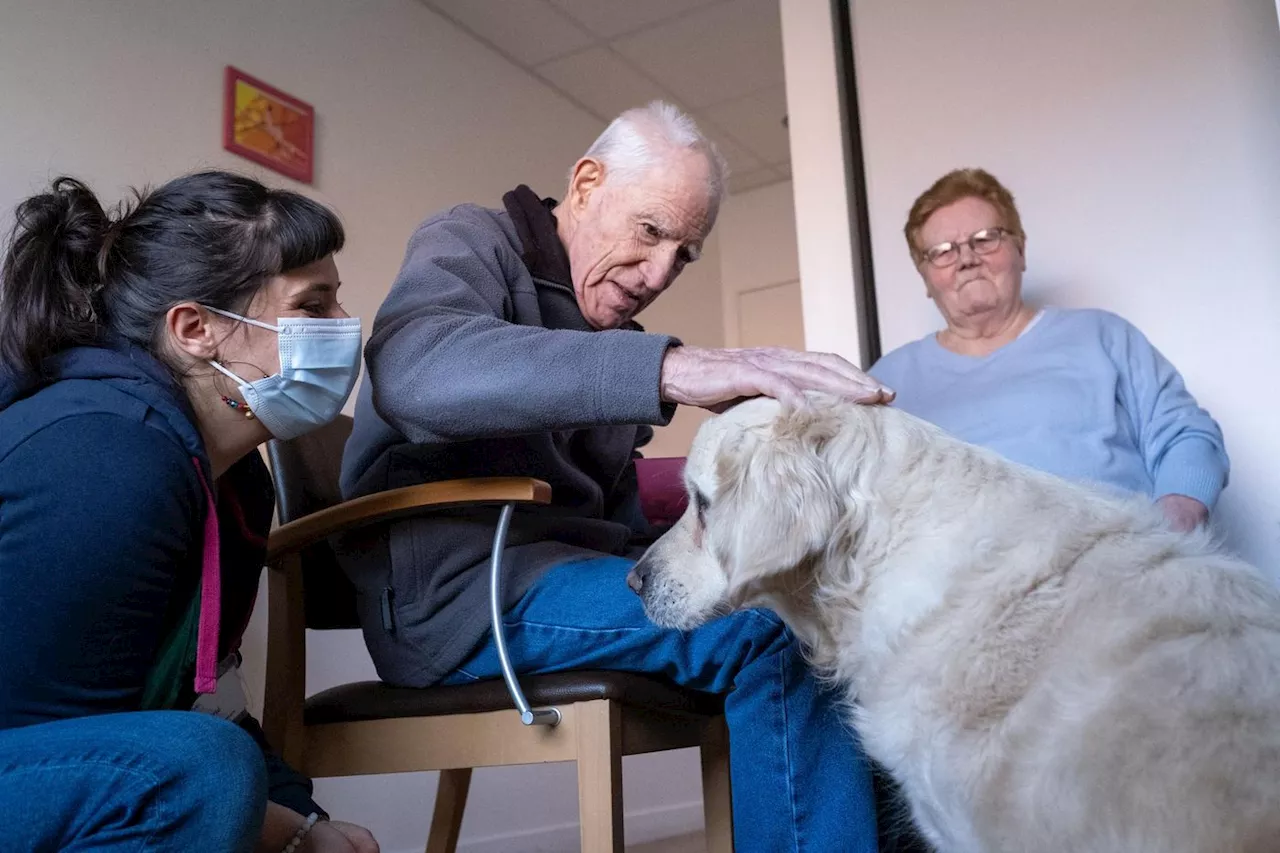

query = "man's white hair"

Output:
[[577, 101, 729, 207]]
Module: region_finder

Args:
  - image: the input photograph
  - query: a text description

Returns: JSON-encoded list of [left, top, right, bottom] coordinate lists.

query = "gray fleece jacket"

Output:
[[339, 197, 676, 687]]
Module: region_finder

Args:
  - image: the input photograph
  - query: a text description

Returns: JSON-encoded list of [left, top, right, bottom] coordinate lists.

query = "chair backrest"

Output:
[[266, 414, 360, 630]]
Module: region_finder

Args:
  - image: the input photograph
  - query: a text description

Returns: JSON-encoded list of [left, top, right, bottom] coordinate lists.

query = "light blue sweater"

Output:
[[868, 307, 1229, 507]]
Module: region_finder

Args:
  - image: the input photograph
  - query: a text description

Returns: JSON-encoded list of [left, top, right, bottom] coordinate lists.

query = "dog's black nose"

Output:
[[626, 560, 651, 595]]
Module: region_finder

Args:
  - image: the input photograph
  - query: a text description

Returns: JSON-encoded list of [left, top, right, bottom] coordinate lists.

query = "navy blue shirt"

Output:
[[0, 340, 321, 816]]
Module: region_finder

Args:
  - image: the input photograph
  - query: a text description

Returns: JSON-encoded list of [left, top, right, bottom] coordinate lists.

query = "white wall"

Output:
[[717, 180, 801, 347], [779, 0, 866, 364], [0, 1, 714, 850], [0, 0, 603, 336], [851, 0, 1280, 575], [636, 232, 725, 458]]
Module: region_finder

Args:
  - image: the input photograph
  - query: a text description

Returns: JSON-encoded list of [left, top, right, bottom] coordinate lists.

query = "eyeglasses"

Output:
[[918, 227, 1015, 269]]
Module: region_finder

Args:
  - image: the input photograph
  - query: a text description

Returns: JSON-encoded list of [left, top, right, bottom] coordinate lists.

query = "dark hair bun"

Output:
[[0, 178, 111, 374]]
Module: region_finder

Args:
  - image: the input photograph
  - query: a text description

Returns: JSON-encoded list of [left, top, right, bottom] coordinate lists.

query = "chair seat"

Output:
[[304, 670, 725, 725]]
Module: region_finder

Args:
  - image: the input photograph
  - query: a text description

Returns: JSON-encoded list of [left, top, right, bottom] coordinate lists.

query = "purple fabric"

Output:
[[636, 457, 688, 527]]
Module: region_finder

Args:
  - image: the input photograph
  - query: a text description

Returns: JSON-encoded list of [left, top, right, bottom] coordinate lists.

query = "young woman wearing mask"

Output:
[[0, 172, 376, 853]]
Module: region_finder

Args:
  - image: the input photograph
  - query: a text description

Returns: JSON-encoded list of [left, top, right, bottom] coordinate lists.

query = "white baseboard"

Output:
[[397, 799, 703, 853]]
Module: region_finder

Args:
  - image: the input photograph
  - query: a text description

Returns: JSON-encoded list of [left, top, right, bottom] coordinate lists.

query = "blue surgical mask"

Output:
[[204, 305, 363, 440]]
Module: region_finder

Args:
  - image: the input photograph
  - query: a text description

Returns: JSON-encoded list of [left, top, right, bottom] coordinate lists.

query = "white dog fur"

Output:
[[632, 396, 1280, 853]]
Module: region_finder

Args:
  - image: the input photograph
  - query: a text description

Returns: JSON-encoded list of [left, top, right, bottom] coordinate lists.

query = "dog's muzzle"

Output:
[[626, 559, 652, 595]]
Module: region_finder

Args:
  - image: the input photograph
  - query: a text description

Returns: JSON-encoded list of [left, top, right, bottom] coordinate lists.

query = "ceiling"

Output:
[[419, 0, 790, 194]]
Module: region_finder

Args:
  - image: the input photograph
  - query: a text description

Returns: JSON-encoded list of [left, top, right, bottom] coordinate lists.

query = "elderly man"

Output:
[[340, 102, 889, 850]]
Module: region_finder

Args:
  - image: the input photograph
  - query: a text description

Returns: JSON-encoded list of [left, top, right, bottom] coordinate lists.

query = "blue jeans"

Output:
[[444, 556, 878, 852], [0, 711, 267, 852]]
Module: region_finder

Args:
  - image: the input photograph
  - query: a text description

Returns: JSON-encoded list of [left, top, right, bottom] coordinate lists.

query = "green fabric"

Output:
[[139, 585, 200, 711]]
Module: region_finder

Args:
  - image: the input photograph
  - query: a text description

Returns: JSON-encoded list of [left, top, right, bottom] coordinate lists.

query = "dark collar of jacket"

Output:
[[503, 183, 572, 287]]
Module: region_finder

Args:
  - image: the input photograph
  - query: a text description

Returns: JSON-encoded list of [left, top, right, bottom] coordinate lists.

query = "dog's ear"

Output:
[[712, 406, 843, 590]]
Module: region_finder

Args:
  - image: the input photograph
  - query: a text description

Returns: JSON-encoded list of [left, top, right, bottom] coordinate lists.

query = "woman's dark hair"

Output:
[[0, 170, 344, 376]]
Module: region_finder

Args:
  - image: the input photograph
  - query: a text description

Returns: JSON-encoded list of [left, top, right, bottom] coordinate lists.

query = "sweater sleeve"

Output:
[[1107, 314, 1229, 507], [235, 714, 327, 819], [366, 210, 676, 444]]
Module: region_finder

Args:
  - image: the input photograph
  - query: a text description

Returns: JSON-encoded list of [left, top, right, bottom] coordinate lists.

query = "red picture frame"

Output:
[[222, 66, 315, 184]]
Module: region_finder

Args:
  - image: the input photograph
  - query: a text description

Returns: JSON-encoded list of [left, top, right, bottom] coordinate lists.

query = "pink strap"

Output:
[[193, 460, 221, 694]]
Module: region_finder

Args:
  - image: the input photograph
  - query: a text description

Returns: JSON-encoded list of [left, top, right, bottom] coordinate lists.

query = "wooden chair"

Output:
[[260, 416, 734, 852]]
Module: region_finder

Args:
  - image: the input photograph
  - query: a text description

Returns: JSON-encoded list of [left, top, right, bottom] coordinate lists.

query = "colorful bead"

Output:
[[220, 395, 255, 419]]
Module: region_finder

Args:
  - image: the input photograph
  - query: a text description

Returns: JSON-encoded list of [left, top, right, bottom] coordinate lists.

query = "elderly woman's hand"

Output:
[[660, 345, 895, 412], [1156, 494, 1209, 532]]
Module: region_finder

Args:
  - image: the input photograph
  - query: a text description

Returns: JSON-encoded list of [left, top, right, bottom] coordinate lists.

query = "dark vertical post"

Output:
[[831, 0, 882, 365]]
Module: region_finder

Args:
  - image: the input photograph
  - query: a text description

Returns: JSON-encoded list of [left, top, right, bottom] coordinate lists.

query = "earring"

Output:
[[221, 394, 255, 419]]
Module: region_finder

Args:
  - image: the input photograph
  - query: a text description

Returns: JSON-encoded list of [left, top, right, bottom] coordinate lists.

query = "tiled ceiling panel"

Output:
[[609, 0, 783, 109], [421, 0, 790, 194], [706, 84, 790, 167], [427, 0, 594, 65], [729, 166, 787, 194], [704, 128, 765, 177], [545, 0, 721, 39], [536, 47, 672, 120]]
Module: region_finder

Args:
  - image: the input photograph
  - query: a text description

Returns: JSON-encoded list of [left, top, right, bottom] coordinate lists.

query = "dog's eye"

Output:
[[694, 490, 709, 525], [691, 490, 710, 548]]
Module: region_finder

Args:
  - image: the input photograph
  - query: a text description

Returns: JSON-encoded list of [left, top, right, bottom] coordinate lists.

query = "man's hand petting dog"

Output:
[[659, 344, 895, 412]]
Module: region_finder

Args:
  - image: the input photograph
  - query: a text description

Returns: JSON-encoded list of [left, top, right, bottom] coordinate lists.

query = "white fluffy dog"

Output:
[[629, 396, 1280, 853]]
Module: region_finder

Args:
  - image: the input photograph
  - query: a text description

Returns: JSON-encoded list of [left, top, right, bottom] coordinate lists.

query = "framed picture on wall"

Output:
[[223, 66, 314, 184]]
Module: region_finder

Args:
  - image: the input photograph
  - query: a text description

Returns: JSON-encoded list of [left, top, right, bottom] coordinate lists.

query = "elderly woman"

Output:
[[869, 168, 1227, 531]]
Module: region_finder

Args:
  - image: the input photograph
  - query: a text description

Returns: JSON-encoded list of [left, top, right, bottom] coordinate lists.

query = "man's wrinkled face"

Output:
[[563, 151, 715, 330]]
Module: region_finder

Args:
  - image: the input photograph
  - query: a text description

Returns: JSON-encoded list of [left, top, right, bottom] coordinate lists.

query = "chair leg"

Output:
[[575, 700, 624, 852], [425, 767, 472, 853], [700, 716, 734, 853]]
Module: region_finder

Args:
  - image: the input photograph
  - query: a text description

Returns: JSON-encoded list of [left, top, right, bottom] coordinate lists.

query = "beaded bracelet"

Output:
[[282, 812, 320, 853]]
